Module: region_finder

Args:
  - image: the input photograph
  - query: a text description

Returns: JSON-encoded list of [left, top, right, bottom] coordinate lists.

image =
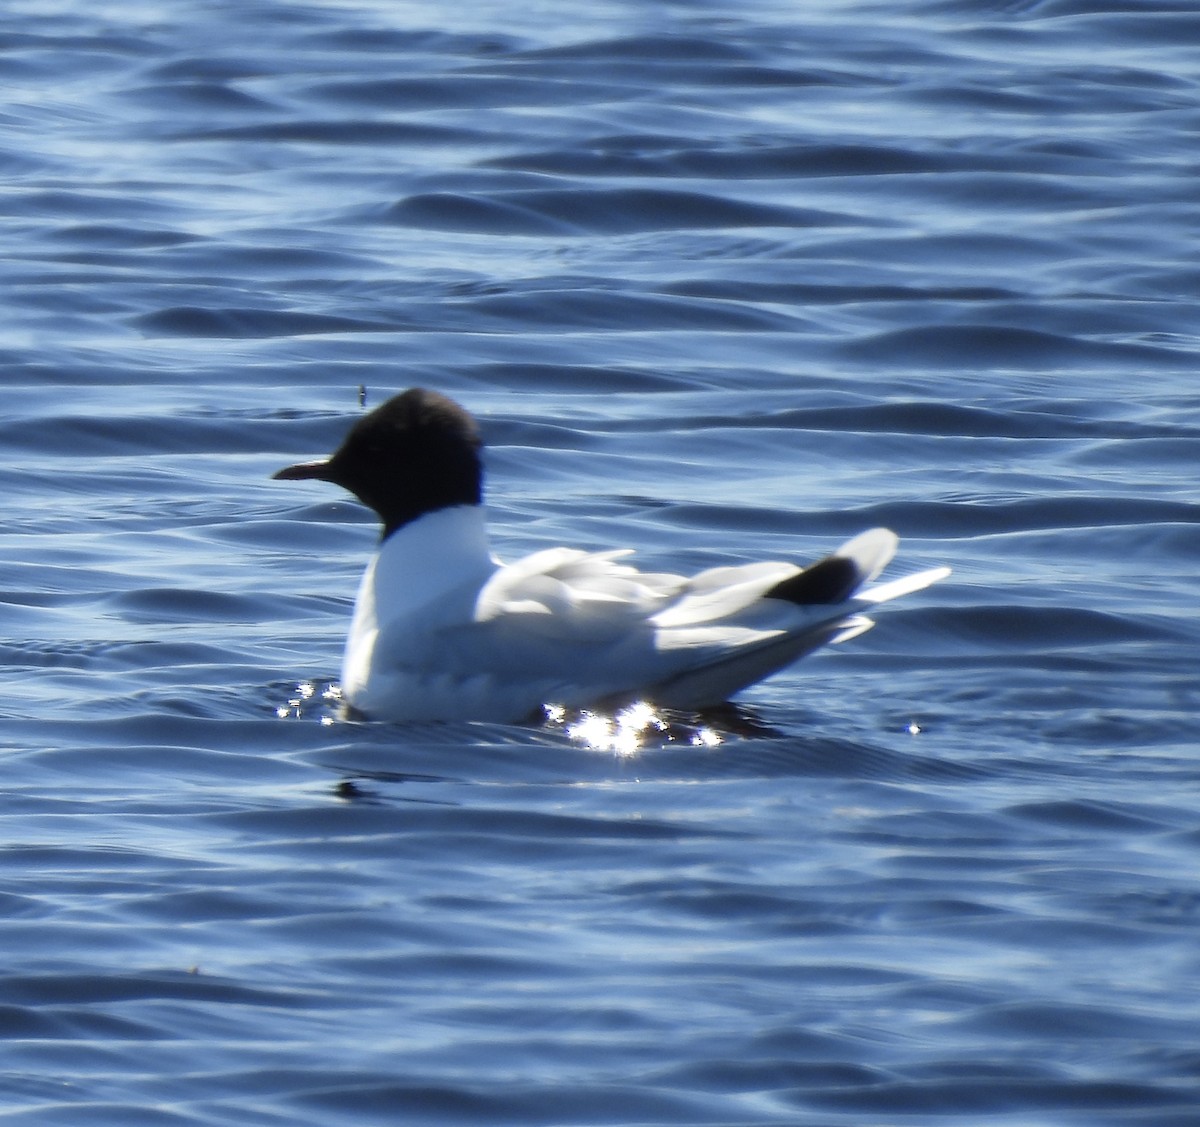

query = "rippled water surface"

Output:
[[3, 0, 1199, 1123]]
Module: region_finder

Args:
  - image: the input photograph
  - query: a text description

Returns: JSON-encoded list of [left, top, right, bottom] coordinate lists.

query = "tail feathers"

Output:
[[635, 532, 945, 710], [766, 527, 898, 606], [858, 565, 951, 606]]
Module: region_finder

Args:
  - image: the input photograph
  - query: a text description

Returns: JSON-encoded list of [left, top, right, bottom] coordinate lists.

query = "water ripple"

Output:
[[2, 0, 1199, 1123]]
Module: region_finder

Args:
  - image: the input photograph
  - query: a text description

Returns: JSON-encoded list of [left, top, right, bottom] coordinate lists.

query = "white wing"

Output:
[[425, 529, 940, 714], [350, 520, 947, 721], [475, 547, 685, 637]]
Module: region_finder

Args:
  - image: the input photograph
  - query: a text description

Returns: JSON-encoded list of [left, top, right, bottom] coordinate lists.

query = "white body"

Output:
[[339, 506, 948, 723]]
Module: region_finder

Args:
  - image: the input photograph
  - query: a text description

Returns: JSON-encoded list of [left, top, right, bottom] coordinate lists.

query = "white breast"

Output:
[[340, 506, 496, 714]]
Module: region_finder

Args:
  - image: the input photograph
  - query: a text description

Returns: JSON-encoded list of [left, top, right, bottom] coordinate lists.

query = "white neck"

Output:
[[361, 505, 493, 624]]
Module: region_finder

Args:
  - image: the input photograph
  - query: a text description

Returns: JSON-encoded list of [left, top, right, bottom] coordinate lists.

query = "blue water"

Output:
[[3, 0, 1199, 1122]]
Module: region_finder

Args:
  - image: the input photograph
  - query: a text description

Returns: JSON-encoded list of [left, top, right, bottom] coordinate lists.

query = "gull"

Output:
[[274, 388, 948, 723]]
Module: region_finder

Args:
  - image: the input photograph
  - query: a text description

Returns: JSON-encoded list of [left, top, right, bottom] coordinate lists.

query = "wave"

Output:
[[385, 187, 852, 235]]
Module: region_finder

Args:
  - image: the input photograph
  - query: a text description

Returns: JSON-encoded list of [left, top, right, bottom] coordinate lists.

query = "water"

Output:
[[3, 0, 1199, 1122]]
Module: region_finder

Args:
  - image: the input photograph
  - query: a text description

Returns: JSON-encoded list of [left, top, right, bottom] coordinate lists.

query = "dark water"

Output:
[[4, 0, 1199, 1122]]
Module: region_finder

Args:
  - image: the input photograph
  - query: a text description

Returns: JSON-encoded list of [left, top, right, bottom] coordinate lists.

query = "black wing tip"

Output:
[[765, 555, 861, 606]]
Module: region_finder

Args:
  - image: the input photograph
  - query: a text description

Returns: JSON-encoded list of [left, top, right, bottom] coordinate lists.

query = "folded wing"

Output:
[[428, 528, 947, 714]]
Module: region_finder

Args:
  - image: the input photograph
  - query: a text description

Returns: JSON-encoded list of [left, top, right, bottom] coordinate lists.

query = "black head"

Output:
[[274, 388, 483, 538]]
